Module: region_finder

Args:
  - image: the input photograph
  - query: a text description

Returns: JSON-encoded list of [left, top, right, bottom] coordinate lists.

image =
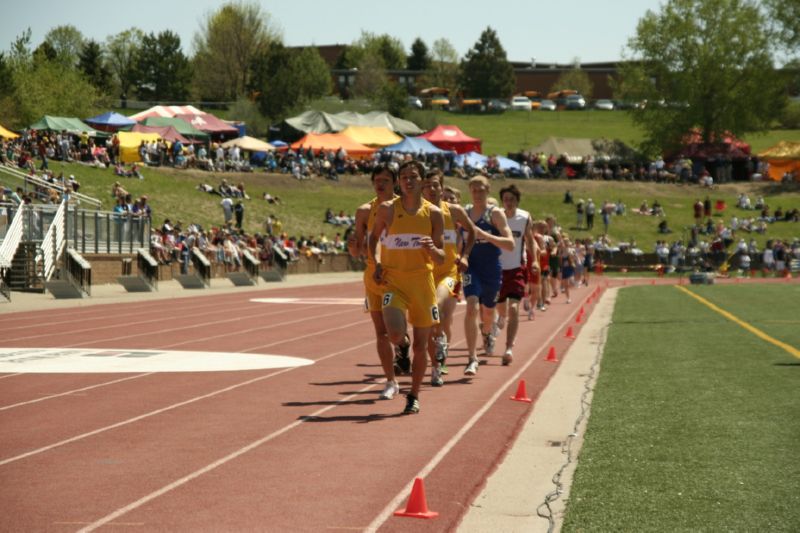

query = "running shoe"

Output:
[[483, 333, 495, 356], [403, 394, 420, 414], [379, 380, 399, 400], [502, 349, 513, 366], [522, 298, 531, 312], [464, 359, 479, 376], [566, 297, 572, 304], [431, 366, 444, 387], [394, 355, 412, 376], [435, 334, 448, 364], [439, 362, 449, 375]]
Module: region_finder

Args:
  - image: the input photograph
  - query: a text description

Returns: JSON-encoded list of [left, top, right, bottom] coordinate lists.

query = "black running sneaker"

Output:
[[394, 336, 412, 375], [403, 394, 420, 414]]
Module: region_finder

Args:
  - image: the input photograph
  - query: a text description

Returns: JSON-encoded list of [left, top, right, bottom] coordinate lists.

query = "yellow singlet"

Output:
[[380, 197, 435, 275]]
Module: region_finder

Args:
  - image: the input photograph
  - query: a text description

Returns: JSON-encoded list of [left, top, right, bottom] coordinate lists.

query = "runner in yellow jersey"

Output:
[[369, 161, 445, 414], [347, 164, 408, 400], [422, 168, 476, 386]]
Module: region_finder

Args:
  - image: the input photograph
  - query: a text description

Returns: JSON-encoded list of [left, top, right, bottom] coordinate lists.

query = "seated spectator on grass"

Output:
[[263, 192, 282, 204], [658, 219, 672, 234]]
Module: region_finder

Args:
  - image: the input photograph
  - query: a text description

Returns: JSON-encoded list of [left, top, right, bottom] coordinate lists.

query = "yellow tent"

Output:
[[340, 126, 402, 147], [118, 131, 161, 163], [759, 141, 800, 181], [0, 124, 19, 139]]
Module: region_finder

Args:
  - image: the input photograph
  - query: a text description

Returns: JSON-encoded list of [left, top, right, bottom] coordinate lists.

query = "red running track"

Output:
[[0, 279, 606, 532]]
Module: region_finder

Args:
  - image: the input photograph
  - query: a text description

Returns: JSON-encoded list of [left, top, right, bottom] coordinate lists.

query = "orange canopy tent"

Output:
[[759, 141, 800, 181], [290, 133, 375, 159]]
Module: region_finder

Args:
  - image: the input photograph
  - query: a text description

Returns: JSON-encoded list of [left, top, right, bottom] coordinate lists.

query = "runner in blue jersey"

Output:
[[462, 176, 514, 376]]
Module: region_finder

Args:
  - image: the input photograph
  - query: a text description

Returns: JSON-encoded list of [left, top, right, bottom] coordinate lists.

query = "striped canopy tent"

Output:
[[175, 113, 238, 137], [0, 124, 18, 139], [130, 124, 192, 145], [128, 105, 205, 121], [139, 117, 208, 140]]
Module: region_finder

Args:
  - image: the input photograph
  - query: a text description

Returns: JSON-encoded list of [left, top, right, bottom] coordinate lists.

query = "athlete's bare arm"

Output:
[[448, 203, 476, 272], [369, 201, 394, 284], [488, 208, 516, 251], [422, 204, 446, 265], [348, 202, 371, 258]]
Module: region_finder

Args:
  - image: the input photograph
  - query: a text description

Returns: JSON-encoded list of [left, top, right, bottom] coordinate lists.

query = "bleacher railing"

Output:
[[137, 248, 159, 290], [0, 164, 102, 208], [0, 202, 26, 269], [65, 249, 91, 296], [39, 200, 67, 280], [242, 249, 260, 278], [68, 210, 151, 255], [191, 248, 212, 287]]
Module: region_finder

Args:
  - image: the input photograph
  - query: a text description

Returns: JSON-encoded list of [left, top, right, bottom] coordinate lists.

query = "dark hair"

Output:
[[371, 163, 397, 182], [399, 160, 426, 177], [499, 184, 521, 202], [425, 167, 444, 185]]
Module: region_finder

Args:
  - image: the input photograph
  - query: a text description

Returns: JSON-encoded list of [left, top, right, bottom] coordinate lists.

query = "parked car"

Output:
[[594, 99, 615, 111], [565, 94, 586, 110], [486, 99, 509, 112], [407, 96, 423, 109], [539, 99, 557, 111], [510, 96, 533, 111]]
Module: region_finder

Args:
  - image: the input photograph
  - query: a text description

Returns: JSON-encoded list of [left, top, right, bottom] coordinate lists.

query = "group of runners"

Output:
[[347, 160, 583, 414]]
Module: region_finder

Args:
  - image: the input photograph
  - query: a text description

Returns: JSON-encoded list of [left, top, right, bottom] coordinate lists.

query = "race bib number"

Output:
[[382, 292, 394, 307], [431, 305, 440, 322]]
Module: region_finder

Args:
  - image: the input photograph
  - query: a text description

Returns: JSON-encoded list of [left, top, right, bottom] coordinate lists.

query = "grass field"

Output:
[[562, 284, 800, 531], [32, 160, 800, 253]]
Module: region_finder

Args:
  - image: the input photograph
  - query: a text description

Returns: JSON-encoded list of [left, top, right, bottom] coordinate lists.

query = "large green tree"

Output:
[[43, 25, 85, 68], [424, 38, 460, 93], [105, 28, 144, 102], [78, 40, 112, 94], [407, 37, 430, 71], [250, 44, 330, 120], [337, 32, 406, 70], [192, 1, 281, 101], [136, 31, 192, 101], [13, 60, 103, 125], [618, 0, 785, 154], [460, 27, 515, 98], [550, 63, 594, 98]]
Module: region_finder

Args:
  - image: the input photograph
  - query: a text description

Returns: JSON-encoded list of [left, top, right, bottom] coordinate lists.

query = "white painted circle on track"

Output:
[[250, 297, 365, 305], [0, 348, 314, 374]]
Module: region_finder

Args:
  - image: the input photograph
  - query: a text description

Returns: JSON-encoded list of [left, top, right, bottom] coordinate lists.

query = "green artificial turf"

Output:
[[562, 285, 800, 532]]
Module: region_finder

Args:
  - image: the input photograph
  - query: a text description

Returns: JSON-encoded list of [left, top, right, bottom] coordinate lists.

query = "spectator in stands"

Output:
[[221, 196, 234, 226]]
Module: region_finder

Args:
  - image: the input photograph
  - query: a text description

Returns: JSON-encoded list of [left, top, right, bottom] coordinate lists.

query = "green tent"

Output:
[[29, 115, 102, 136], [140, 117, 208, 139]]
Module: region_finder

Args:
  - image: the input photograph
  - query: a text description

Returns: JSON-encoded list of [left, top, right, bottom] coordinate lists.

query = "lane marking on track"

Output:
[[365, 303, 586, 532], [0, 337, 374, 467], [250, 297, 365, 305], [0, 348, 313, 375], [0, 373, 154, 411], [75, 381, 381, 533], [0, 373, 23, 380], [676, 286, 800, 359]]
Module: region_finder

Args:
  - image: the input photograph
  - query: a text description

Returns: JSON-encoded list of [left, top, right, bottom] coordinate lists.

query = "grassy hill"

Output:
[[41, 159, 800, 252]]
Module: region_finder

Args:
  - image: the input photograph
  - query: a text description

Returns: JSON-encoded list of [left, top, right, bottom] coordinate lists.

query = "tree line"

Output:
[[0, 0, 796, 153]]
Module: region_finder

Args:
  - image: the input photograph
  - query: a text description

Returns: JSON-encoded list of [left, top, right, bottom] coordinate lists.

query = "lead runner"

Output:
[[368, 160, 445, 414]]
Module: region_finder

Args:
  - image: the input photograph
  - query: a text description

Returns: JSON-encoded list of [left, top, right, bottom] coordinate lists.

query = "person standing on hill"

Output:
[[585, 199, 596, 230], [369, 160, 445, 414]]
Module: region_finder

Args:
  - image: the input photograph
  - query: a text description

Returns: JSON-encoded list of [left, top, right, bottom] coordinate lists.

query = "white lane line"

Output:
[[76, 380, 380, 533], [160, 308, 363, 350], [5, 301, 322, 344], [0, 373, 154, 411], [0, 373, 23, 380], [0, 336, 374, 467], [365, 308, 579, 532]]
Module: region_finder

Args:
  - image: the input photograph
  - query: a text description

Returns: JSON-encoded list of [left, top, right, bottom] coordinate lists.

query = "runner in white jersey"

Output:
[[495, 184, 536, 365]]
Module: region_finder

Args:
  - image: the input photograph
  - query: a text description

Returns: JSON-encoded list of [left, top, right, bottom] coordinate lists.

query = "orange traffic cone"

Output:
[[575, 313, 582, 324], [545, 346, 558, 363], [510, 379, 533, 403], [394, 478, 439, 519], [565, 326, 575, 339]]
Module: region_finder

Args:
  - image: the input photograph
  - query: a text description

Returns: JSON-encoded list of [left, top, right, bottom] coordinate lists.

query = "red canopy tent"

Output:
[[175, 113, 238, 137], [679, 129, 751, 159], [419, 125, 482, 154]]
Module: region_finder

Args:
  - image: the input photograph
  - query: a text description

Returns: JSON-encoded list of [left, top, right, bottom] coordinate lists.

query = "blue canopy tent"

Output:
[[85, 111, 137, 132], [381, 136, 449, 154], [455, 152, 523, 176]]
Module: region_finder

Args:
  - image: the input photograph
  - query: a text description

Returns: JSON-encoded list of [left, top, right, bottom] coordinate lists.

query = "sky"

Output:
[[1, 0, 667, 64]]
